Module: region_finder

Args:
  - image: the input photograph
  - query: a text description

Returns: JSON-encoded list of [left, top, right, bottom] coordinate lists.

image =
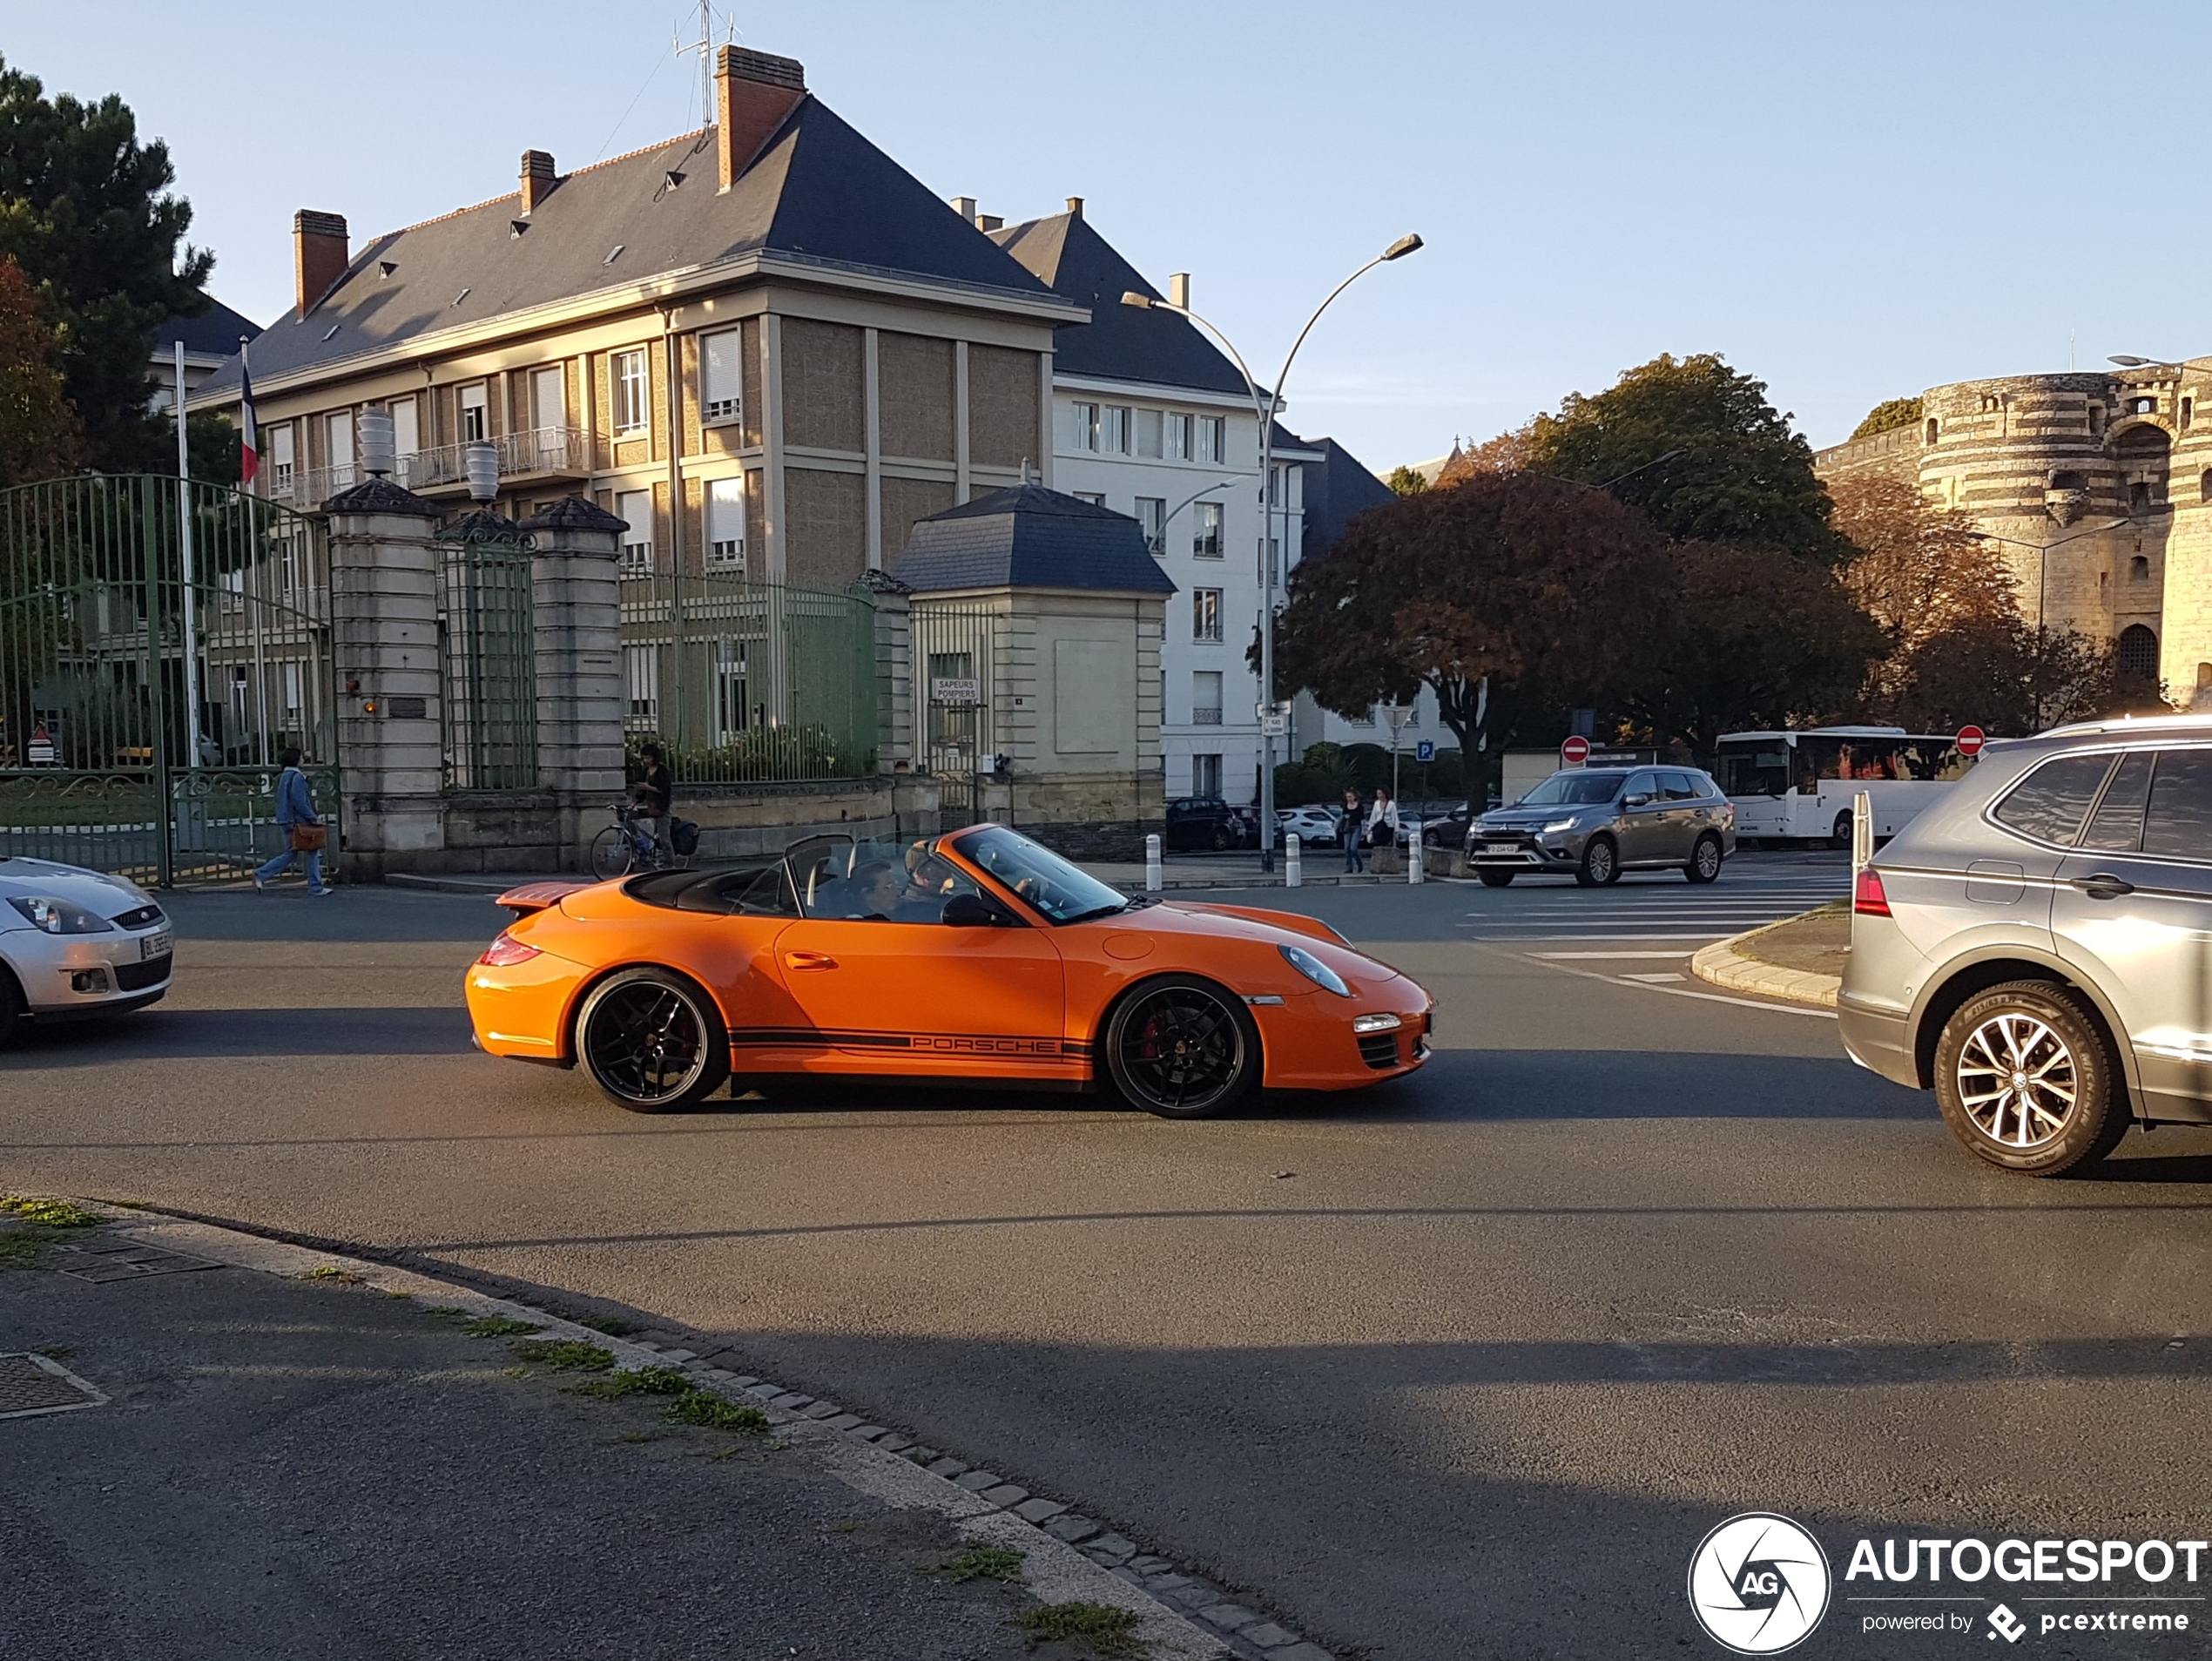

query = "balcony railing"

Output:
[[402, 427, 590, 492]]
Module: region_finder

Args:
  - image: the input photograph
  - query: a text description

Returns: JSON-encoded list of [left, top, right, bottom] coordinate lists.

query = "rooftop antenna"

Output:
[[678, 2, 726, 128]]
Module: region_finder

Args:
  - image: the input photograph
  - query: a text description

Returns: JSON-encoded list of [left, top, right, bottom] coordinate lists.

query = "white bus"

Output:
[[1712, 726, 1976, 847]]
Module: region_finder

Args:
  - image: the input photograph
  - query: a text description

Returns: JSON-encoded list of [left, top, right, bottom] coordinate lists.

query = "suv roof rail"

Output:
[[2036, 712, 2212, 740]]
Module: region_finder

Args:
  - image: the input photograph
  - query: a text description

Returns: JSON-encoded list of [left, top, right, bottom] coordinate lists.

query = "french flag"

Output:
[[239, 359, 259, 490]]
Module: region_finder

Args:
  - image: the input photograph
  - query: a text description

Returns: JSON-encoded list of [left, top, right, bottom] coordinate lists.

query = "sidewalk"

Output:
[[1, 1200, 1224, 1661]]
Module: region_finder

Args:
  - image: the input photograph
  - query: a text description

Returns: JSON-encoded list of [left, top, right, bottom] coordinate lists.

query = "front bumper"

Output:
[[1465, 826, 1586, 869], [4, 927, 173, 1016], [1251, 983, 1434, 1090]]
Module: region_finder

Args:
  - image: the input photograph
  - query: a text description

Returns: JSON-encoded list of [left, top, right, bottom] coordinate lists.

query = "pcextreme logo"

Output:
[[1688, 1513, 1833, 1655]]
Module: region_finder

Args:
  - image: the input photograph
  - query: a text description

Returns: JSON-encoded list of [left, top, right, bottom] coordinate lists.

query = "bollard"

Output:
[[1408, 834, 1425, 884], [1145, 832, 1163, 893], [1285, 832, 1302, 888]]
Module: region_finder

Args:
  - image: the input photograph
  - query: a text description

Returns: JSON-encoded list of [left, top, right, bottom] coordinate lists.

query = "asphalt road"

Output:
[[5, 854, 2211, 1659]]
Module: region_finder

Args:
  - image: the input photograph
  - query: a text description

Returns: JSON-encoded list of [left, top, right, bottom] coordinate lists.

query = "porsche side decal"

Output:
[[728, 1029, 1082, 1060]]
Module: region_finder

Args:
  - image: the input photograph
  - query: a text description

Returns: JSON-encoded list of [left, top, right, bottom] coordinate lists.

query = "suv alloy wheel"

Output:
[[1932, 982, 2128, 1175]]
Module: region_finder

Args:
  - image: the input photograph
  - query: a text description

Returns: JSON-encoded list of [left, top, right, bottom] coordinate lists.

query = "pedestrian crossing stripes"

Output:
[[1458, 870, 1846, 943]]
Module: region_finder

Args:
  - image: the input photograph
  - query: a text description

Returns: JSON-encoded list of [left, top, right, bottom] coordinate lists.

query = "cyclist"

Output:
[[631, 744, 673, 861]]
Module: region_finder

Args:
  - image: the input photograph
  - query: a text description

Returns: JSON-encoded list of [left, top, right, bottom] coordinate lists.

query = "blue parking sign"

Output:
[[1415, 740, 1435, 762]]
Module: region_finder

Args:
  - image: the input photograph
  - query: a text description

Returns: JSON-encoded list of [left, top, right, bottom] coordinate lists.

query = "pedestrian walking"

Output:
[[1342, 787, 1366, 873], [1366, 786, 1401, 860], [632, 743, 674, 860], [253, 749, 330, 895]]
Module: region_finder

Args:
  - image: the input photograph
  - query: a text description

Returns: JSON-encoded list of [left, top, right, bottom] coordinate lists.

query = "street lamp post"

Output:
[[1124, 233, 1422, 873]]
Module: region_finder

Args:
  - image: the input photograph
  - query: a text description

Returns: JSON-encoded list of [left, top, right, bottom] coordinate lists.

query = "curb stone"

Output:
[[1688, 932, 1841, 1009], [64, 1204, 1337, 1661]]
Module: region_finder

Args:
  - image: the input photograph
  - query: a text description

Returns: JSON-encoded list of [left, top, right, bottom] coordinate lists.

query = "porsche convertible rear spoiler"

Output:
[[495, 879, 593, 916]]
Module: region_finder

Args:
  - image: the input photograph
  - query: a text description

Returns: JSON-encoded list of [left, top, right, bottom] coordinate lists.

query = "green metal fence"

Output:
[[436, 524, 537, 791], [0, 475, 334, 881], [618, 569, 878, 784]]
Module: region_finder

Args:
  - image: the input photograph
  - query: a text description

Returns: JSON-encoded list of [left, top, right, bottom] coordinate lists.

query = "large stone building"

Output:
[[1814, 365, 2212, 706]]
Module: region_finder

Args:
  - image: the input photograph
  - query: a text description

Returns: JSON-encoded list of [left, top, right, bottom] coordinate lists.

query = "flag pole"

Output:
[[175, 341, 204, 770]]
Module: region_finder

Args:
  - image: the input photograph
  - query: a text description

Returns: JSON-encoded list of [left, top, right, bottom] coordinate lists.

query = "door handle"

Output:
[[784, 950, 839, 970], [2070, 874, 2135, 899]]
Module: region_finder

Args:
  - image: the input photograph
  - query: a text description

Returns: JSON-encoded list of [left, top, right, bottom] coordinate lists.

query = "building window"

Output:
[[1192, 670, 1223, 726], [1136, 408, 1163, 459], [2132, 554, 2150, 583], [1166, 412, 1191, 461], [2183, 396, 2195, 433], [268, 423, 295, 495], [388, 398, 419, 483], [616, 489, 653, 571], [2130, 480, 2152, 514], [532, 366, 565, 430], [326, 411, 354, 489], [714, 640, 750, 739], [1193, 500, 1224, 558], [706, 477, 745, 570], [1069, 401, 1100, 451], [1136, 496, 1165, 554], [612, 349, 649, 436], [2088, 406, 2103, 436], [1074, 491, 1106, 507], [2132, 396, 2157, 415], [702, 331, 741, 423], [1192, 587, 1223, 642], [1924, 417, 1939, 445], [1100, 406, 1130, 455], [458, 382, 488, 444], [624, 644, 659, 721], [1192, 753, 1222, 797], [1197, 415, 1225, 464]]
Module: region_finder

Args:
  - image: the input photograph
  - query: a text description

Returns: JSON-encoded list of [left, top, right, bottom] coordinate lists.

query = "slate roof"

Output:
[[894, 481, 1177, 595], [153, 297, 260, 360], [989, 212, 1251, 397], [196, 99, 1066, 398], [1279, 428, 1396, 557]]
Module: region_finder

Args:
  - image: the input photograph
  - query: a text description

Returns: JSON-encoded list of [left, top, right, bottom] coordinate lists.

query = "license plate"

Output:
[[1484, 843, 1519, 855], [140, 930, 172, 960]]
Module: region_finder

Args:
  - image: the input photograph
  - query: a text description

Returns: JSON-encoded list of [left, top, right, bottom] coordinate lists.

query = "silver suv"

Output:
[[1466, 766, 1736, 888], [1840, 714, 2212, 1175]]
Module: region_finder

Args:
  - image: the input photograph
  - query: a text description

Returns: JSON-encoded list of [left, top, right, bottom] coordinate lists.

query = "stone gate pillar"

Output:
[[324, 478, 447, 877], [518, 497, 626, 869], [857, 567, 915, 773]]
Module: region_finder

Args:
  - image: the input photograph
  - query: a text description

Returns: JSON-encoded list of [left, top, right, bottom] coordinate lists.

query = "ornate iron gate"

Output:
[[0, 475, 334, 883], [435, 517, 537, 791], [910, 598, 994, 829]]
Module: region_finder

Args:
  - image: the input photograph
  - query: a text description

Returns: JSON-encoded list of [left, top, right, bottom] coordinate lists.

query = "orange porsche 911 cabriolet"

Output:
[[467, 825, 1432, 1117]]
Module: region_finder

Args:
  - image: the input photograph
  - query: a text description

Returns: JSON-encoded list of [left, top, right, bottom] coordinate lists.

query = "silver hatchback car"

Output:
[[1840, 714, 2212, 1175], [1465, 766, 1737, 888]]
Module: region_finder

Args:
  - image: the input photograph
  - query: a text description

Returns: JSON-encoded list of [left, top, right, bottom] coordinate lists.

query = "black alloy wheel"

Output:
[[1684, 833, 1723, 884], [1476, 868, 1514, 888], [1575, 835, 1620, 888], [0, 966, 23, 1050], [577, 968, 730, 1111], [1103, 976, 1258, 1119]]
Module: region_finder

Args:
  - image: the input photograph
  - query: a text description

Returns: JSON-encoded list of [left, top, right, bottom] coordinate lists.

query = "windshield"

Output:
[[1514, 772, 1627, 807], [1716, 742, 1791, 797], [956, 825, 1130, 923]]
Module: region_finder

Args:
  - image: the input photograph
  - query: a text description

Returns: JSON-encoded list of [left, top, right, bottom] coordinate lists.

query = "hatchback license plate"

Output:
[[140, 930, 171, 960]]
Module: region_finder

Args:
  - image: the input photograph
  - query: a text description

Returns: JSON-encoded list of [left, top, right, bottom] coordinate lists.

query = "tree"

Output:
[[0, 53, 212, 474], [1831, 471, 2017, 654], [1524, 352, 1845, 561], [1876, 617, 2121, 733], [1271, 469, 1670, 759], [1382, 464, 1430, 496], [1434, 426, 1531, 485], [1850, 396, 1923, 441], [0, 254, 81, 489]]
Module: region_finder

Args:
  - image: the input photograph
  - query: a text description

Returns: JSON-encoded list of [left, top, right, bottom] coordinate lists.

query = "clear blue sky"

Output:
[[15, 1, 2212, 470]]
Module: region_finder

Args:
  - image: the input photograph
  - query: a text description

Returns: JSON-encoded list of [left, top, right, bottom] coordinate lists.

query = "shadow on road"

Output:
[[0, 1006, 473, 1064]]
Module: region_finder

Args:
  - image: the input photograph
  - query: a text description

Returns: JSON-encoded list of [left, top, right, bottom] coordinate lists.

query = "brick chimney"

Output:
[[717, 47, 806, 190], [293, 210, 349, 320], [520, 150, 557, 213]]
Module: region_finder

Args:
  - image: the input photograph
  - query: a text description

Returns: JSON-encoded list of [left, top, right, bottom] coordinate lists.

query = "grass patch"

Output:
[[510, 1339, 616, 1372], [828, 1519, 867, 1535], [0, 1232, 49, 1270], [663, 1390, 769, 1432], [566, 1365, 692, 1401], [927, 1543, 1027, 1583], [0, 1196, 105, 1229], [570, 1313, 639, 1336], [460, 1315, 543, 1339], [1013, 1601, 1142, 1654]]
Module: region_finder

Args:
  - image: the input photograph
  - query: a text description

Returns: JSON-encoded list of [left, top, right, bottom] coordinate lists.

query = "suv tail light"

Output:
[[1853, 868, 1891, 918]]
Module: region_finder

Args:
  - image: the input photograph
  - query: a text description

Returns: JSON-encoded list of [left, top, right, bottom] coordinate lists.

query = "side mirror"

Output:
[[1623, 793, 1652, 809], [942, 892, 1001, 928]]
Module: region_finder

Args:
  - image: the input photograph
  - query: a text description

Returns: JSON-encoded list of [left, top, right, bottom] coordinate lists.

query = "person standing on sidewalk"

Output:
[[1366, 787, 1400, 861], [1342, 787, 1366, 874], [633, 744, 674, 861], [254, 750, 330, 895]]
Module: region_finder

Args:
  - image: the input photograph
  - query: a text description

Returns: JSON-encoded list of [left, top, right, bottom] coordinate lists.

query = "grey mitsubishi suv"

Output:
[[1465, 766, 1736, 887], [1840, 715, 2212, 1175]]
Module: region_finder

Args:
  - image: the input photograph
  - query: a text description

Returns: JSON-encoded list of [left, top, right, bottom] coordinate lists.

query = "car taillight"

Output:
[[1853, 868, 1891, 918], [478, 933, 542, 967]]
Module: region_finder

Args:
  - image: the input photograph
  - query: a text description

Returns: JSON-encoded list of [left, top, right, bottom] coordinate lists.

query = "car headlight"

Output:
[[8, 895, 116, 935], [1279, 942, 1351, 997], [1352, 1012, 1401, 1034], [1541, 817, 1580, 834]]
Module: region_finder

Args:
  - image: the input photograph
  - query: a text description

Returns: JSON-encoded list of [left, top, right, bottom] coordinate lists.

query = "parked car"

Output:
[[1840, 714, 2212, 1176], [1465, 766, 1735, 887], [1163, 796, 1251, 852], [0, 857, 173, 1045], [1275, 806, 1342, 848], [1408, 802, 1472, 848], [471, 826, 1434, 1118]]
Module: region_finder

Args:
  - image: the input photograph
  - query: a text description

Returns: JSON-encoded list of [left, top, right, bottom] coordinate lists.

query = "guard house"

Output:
[[895, 483, 1173, 855]]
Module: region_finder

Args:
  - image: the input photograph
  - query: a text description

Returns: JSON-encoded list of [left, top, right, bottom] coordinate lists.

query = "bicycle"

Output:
[[589, 801, 680, 881]]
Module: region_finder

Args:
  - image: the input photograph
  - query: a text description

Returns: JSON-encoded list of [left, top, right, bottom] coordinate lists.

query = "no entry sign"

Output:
[[1956, 725, 1986, 758], [1561, 735, 1591, 766]]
